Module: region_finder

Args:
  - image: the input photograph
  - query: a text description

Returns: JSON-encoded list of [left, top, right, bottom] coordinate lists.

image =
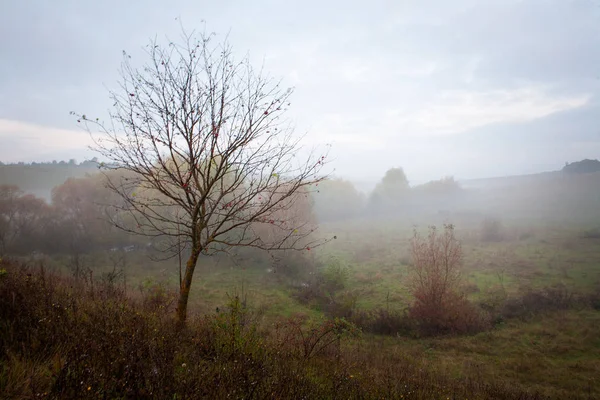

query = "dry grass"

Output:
[[0, 259, 553, 399]]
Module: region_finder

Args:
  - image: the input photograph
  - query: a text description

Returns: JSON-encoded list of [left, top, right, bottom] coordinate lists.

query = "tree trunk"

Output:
[[176, 247, 202, 325]]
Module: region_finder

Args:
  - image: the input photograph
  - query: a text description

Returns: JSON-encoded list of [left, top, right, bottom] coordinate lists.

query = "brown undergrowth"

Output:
[[1, 259, 551, 399]]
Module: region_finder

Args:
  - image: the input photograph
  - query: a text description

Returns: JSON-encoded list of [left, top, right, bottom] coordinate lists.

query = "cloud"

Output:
[[0, 119, 94, 162], [386, 86, 591, 136], [301, 113, 386, 150]]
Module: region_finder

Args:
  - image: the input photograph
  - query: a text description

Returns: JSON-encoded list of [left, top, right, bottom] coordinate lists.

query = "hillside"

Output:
[[460, 159, 600, 189], [0, 160, 99, 201], [459, 171, 561, 189]]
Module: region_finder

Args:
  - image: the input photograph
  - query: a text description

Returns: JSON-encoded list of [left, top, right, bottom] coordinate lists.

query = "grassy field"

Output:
[[12, 212, 600, 398], [38, 216, 600, 309], [367, 310, 600, 398]]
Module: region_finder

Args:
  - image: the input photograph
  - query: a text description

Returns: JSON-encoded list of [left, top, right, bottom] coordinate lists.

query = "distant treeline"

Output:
[[0, 158, 100, 201], [314, 170, 465, 222], [563, 158, 600, 174], [0, 165, 464, 256], [0, 158, 100, 167], [0, 176, 135, 257], [1, 160, 600, 258]]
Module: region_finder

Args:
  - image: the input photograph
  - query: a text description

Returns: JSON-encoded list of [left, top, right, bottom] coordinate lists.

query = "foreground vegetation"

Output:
[[3, 167, 600, 397], [5, 258, 591, 399], [2, 215, 600, 398]]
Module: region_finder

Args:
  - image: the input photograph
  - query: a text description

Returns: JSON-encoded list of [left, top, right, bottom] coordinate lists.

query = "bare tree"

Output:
[[74, 30, 330, 324], [410, 224, 462, 301]]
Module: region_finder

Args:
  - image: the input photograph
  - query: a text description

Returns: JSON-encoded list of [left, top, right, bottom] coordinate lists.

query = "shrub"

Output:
[[480, 217, 505, 242], [320, 258, 350, 294], [582, 227, 600, 239], [273, 314, 360, 360], [138, 276, 176, 313], [325, 290, 359, 319], [271, 250, 315, 283], [350, 307, 414, 336], [205, 294, 264, 360], [293, 257, 352, 317], [410, 290, 490, 335], [500, 283, 577, 320], [408, 224, 489, 335]]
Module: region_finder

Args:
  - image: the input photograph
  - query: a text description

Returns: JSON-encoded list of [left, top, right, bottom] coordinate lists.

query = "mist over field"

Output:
[[2, 1, 600, 398]]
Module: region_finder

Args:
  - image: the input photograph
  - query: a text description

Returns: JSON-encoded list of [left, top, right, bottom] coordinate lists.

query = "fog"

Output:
[[2, 159, 599, 259], [2, 0, 600, 182], [4, 3, 600, 395]]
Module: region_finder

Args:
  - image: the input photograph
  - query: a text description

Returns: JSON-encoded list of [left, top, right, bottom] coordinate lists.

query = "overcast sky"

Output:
[[1, 0, 599, 184]]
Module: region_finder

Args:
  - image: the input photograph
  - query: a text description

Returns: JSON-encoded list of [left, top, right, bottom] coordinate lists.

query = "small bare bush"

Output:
[[409, 224, 489, 335]]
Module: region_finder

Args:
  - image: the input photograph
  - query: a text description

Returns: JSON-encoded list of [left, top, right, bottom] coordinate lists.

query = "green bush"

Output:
[[320, 257, 350, 294], [293, 257, 354, 318]]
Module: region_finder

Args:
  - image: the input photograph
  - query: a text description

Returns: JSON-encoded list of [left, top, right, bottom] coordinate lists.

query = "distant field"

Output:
[[28, 214, 600, 397], [33, 212, 600, 314]]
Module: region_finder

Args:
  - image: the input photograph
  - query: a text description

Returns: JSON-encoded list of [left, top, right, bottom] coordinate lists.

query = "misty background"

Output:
[[1, 0, 600, 188]]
